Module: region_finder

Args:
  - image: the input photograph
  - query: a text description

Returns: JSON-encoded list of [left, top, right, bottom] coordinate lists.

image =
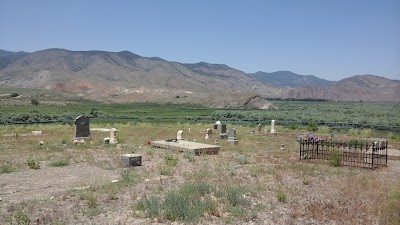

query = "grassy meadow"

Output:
[[0, 101, 400, 224]]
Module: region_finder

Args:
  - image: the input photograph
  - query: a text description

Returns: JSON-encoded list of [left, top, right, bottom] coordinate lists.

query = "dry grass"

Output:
[[0, 122, 399, 224]]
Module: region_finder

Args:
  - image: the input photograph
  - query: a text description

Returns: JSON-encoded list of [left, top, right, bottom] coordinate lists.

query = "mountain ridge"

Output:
[[0, 48, 398, 103]]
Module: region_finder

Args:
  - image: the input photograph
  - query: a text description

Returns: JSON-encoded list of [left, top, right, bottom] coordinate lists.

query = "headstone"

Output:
[[227, 128, 238, 145], [270, 119, 276, 134], [280, 144, 285, 150], [378, 140, 387, 150], [177, 130, 184, 140], [121, 154, 142, 167], [75, 116, 90, 138], [205, 128, 212, 140], [257, 123, 262, 134], [220, 124, 227, 139], [104, 128, 118, 144]]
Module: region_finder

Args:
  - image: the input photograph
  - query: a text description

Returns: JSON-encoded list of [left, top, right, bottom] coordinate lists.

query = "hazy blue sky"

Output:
[[0, 0, 399, 81]]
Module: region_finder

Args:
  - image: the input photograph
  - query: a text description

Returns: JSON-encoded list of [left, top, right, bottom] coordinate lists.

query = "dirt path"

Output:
[[0, 163, 120, 202]]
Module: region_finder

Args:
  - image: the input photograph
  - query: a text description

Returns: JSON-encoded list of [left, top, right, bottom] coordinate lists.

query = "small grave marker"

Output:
[[227, 128, 238, 145], [121, 154, 142, 167]]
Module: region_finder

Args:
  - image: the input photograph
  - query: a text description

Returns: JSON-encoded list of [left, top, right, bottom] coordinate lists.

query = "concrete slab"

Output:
[[151, 140, 220, 155]]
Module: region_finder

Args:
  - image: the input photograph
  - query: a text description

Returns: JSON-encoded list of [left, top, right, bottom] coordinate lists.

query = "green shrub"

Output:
[[159, 165, 173, 176], [27, 158, 40, 169], [86, 193, 98, 208], [0, 163, 13, 174], [120, 170, 140, 185], [49, 159, 69, 167], [183, 151, 195, 162], [163, 190, 200, 221], [235, 154, 249, 165], [135, 196, 162, 218], [276, 191, 287, 203], [136, 182, 216, 222], [8, 211, 30, 225], [31, 99, 39, 105], [307, 120, 318, 132], [225, 186, 248, 207], [329, 150, 341, 167], [164, 154, 179, 167]]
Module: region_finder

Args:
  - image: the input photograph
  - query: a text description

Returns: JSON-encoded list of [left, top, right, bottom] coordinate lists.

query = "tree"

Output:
[[31, 99, 39, 105]]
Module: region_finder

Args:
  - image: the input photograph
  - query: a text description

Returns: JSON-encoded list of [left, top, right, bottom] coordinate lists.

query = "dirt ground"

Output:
[[0, 163, 120, 202], [0, 124, 399, 224]]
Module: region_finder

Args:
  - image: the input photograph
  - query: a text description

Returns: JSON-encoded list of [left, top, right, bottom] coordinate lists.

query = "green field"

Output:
[[1, 100, 399, 132]]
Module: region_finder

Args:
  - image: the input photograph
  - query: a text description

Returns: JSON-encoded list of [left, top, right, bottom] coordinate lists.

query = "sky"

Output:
[[0, 0, 399, 81]]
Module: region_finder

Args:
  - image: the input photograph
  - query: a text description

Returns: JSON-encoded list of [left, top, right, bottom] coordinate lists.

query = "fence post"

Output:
[[372, 141, 375, 168]]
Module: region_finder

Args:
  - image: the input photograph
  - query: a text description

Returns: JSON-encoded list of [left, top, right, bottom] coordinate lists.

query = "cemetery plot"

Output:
[[150, 140, 220, 155], [300, 139, 388, 168]]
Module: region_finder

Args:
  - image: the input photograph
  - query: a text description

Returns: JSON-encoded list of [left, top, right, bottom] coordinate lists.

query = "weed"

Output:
[[136, 182, 216, 222], [329, 150, 341, 167], [0, 162, 13, 174], [164, 154, 179, 167], [228, 165, 237, 176], [276, 191, 287, 203], [49, 159, 70, 167], [120, 170, 140, 185], [27, 158, 40, 169], [86, 193, 98, 208], [235, 154, 248, 165], [8, 211, 30, 225], [135, 196, 162, 218], [383, 189, 400, 225], [159, 165, 173, 176], [225, 186, 248, 207], [164, 190, 200, 221], [183, 151, 196, 162]]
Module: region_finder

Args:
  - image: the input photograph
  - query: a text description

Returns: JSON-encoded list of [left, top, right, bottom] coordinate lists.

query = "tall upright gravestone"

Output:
[[270, 119, 276, 134], [75, 116, 90, 138]]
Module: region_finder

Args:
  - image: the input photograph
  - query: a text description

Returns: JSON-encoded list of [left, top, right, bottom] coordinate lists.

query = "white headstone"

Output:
[[270, 119, 276, 134], [109, 128, 117, 144], [177, 130, 184, 140], [205, 128, 212, 140]]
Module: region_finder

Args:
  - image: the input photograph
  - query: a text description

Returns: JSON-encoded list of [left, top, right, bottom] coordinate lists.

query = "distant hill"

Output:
[[248, 71, 333, 87], [0, 48, 284, 106], [0, 49, 29, 69], [0, 48, 398, 103], [283, 75, 400, 102]]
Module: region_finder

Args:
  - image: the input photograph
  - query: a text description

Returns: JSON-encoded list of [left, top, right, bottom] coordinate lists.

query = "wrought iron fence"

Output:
[[299, 139, 388, 168]]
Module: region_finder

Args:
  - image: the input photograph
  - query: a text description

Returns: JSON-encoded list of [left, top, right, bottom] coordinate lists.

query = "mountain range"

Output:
[[0, 48, 399, 104]]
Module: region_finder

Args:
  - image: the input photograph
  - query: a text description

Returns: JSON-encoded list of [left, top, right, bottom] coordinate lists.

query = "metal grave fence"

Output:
[[299, 139, 388, 168]]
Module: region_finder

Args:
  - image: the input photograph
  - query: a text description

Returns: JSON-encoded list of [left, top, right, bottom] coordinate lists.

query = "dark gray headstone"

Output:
[[221, 124, 227, 134], [75, 116, 90, 138]]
